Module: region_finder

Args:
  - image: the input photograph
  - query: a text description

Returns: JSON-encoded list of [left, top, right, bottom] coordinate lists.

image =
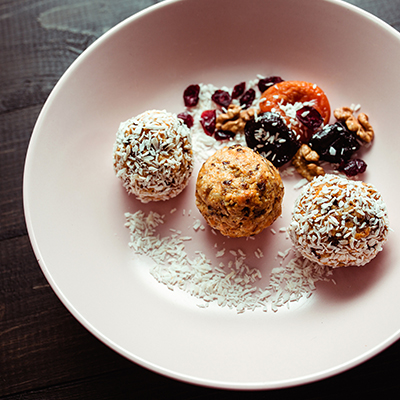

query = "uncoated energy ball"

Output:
[[288, 174, 390, 268], [113, 110, 194, 203], [195, 145, 284, 237]]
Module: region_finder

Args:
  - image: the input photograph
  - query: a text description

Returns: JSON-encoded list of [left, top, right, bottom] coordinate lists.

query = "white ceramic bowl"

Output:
[[24, 0, 400, 390]]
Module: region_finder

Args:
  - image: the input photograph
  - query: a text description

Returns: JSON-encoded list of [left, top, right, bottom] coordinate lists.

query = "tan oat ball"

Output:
[[195, 145, 284, 237], [113, 110, 194, 203], [288, 174, 390, 268]]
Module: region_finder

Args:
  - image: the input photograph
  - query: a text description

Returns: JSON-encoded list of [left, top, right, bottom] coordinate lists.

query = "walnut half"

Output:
[[292, 144, 325, 181], [216, 104, 255, 133], [334, 107, 374, 143]]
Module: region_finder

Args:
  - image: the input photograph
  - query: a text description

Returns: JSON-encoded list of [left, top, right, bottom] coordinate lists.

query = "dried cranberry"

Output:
[[296, 106, 323, 131], [258, 76, 284, 93], [245, 112, 301, 167], [215, 130, 236, 141], [232, 82, 246, 99], [240, 88, 256, 109], [309, 122, 360, 163], [177, 112, 194, 128], [200, 110, 216, 136], [183, 84, 200, 107], [338, 159, 367, 176], [211, 90, 232, 108]]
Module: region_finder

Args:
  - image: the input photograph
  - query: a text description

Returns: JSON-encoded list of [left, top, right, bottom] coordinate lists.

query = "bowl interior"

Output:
[[24, 0, 400, 390]]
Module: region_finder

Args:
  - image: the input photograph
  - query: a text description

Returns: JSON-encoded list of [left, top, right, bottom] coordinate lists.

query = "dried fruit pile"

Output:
[[179, 76, 374, 179]]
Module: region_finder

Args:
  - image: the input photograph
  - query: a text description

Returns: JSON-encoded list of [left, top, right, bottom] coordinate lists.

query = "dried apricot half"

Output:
[[259, 80, 331, 143]]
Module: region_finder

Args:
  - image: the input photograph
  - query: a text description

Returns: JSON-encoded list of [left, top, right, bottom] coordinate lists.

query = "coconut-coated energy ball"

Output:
[[288, 174, 389, 268], [113, 110, 194, 203], [195, 145, 284, 237]]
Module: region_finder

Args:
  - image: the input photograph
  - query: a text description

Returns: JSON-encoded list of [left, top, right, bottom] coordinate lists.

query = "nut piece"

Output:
[[357, 113, 374, 143], [216, 104, 255, 133], [292, 144, 325, 181], [334, 107, 374, 143]]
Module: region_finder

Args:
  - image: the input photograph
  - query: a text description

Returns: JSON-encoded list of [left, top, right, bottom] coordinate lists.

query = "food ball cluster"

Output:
[[288, 174, 389, 268], [113, 110, 194, 203], [195, 145, 284, 237]]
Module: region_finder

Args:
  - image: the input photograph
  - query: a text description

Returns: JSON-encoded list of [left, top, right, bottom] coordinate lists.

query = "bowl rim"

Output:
[[23, 0, 400, 390]]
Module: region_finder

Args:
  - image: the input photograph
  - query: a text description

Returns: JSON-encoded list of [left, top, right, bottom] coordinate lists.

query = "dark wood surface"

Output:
[[1, 0, 400, 398]]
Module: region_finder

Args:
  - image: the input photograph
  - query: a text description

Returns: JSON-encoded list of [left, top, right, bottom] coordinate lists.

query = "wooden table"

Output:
[[1, 0, 400, 398]]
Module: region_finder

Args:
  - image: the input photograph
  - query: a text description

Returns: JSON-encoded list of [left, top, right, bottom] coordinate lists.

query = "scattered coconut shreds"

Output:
[[192, 219, 202, 231], [277, 249, 291, 265], [125, 210, 334, 314], [254, 248, 264, 259]]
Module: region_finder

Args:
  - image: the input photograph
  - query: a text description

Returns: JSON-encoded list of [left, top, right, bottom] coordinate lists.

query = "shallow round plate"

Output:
[[23, 0, 400, 390]]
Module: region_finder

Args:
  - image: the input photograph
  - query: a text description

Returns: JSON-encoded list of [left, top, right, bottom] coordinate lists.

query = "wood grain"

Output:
[[1, 0, 400, 398]]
